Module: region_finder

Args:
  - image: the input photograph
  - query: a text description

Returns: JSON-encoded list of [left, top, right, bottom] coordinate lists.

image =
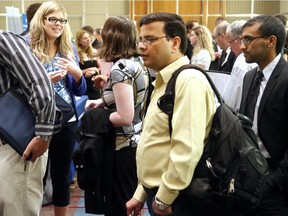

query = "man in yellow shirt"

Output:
[[126, 12, 216, 215]]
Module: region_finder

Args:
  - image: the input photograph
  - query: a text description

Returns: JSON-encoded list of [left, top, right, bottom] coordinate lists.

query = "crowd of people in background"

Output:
[[1, 1, 288, 216]]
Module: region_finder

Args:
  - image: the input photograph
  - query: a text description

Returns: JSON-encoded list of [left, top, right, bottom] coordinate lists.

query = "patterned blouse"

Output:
[[102, 56, 149, 150]]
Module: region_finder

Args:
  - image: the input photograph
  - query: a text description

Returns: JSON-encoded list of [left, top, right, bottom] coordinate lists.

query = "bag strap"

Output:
[[160, 64, 224, 136], [142, 68, 155, 116]]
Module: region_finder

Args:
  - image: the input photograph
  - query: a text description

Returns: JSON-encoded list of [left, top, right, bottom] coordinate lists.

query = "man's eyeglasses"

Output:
[[139, 36, 167, 45], [228, 37, 239, 45], [44, 17, 68, 24], [239, 35, 268, 45]]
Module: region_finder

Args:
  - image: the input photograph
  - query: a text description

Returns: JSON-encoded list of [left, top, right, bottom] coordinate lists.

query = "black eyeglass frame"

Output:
[[239, 35, 268, 45], [44, 17, 68, 24], [138, 36, 168, 46]]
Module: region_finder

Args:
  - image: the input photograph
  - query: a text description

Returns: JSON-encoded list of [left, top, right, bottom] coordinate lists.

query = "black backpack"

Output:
[[157, 64, 269, 215]]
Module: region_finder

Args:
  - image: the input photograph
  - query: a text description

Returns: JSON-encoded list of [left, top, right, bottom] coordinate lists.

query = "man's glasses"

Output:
[[139, 36, 167, 45], [44, 17, 68, 24], [228, 37, 239, 45], [239, 35, 268, 45]]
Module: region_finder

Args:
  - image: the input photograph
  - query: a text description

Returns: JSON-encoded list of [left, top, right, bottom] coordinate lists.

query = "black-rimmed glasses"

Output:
[[240, 35, 268, 45], [44, 17, 68, 24], [139, 36, 167, 45]]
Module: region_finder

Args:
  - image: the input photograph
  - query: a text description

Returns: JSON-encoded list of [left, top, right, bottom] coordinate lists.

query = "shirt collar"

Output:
[[226, 46, 232, 56], [261, 54, 281, 81], [158, 56, 190, 83]]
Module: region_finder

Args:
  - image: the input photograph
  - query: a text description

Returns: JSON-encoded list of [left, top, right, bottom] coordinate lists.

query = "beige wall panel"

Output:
[[0, 1, 22, 13], [0, 17, 6, 30], [254, 1, 279, 15], [153, 1, 177, 13], [69, 16, 82, 38], [84, 14, 107, 28], [226, 0, 251, 14], [58, 1, 83, 14], [280, 0, 288, 15], [179, 0, 202, 14], [84, 1, 99, 14], [102, 1, 129, 15]]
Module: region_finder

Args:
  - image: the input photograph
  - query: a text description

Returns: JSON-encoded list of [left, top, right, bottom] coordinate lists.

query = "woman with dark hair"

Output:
[[86, 16, 149, 216]]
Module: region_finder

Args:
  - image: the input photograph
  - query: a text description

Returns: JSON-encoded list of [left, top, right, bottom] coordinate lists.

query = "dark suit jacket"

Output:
[[218, 50, 236, 73], [209, 40, 219, 70], [239, 57, 288, 192]]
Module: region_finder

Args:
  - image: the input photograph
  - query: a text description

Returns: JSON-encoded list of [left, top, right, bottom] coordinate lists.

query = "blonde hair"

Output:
[[192, 25, 215, 61], [29, 1, 74, 64], [75, 30, 94, 65]]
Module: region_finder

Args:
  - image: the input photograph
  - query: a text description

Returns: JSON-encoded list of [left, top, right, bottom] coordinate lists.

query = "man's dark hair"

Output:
[[26, 3, 42, 25], [82, 25, 94, 35], [139, 12, 187, 54], [186, 19, 198, 33], [274, 14, 287, 27], [185, 38, 193, 60], [243, 15, 286, 54], [20, 3, 41, 36], [94, 28, 102, 35]]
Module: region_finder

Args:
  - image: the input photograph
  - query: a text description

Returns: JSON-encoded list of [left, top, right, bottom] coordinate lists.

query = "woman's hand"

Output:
[[84, 67, 100, 78], [85, 99, 104, 110], [92, 74, 108, 89], [48, 70, 67, 83], [54, 56, 82, 83]]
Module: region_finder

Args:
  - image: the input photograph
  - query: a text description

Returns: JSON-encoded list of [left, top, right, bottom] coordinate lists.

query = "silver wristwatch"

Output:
[[154, 196, 170, 211]]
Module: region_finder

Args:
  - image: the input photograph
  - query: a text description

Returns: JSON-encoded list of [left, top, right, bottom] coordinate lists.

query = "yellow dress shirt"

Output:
[[134, 56, 216, 205]]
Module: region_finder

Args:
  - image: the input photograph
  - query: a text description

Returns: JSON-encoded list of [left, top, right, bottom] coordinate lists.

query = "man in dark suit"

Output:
[[212, 21, 237, 73], [239, 15, 288, 216]]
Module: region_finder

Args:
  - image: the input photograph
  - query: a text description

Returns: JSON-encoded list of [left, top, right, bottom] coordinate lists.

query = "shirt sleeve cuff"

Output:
[[133, 183, 147, 203], [156, 184, 179, 205]]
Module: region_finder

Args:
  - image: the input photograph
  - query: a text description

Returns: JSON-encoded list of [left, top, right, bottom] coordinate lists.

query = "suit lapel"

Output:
[[258, 58, 286, 122], [240, 68, 257, 114]]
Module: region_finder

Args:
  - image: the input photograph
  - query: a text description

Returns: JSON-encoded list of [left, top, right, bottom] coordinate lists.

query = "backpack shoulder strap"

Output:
[[159, 64, 224, 136]]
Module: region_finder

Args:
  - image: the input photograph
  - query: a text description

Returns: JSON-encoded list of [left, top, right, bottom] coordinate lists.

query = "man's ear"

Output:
[[171, 36, 181, 52], [267, 35, 277, 48]]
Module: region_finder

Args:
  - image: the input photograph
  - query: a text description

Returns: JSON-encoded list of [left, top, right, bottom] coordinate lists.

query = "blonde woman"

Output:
[[27, 2, 86, 216], [189, 25, 215, 69], [76, 29, 101, 99]]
